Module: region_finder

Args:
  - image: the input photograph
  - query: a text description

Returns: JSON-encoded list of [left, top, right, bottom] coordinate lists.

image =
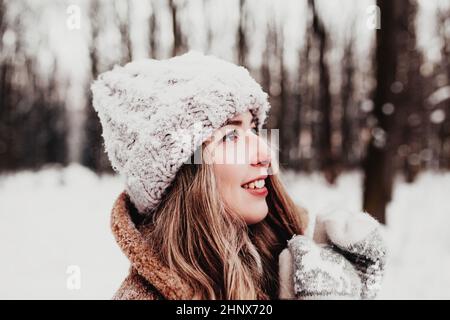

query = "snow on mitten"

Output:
[[320, 209, 387, 299], [282, 234, 362, 299]]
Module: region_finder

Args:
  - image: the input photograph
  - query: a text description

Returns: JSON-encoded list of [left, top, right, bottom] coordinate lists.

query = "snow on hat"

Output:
[[91, 50, 271, 214]]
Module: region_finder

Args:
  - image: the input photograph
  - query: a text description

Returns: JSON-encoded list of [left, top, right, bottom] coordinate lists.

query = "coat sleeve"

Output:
[[278, 208, 326, 299], [278, 207, 315, 300], [112, 268, 163, 300], [278, 247, 296, 299]]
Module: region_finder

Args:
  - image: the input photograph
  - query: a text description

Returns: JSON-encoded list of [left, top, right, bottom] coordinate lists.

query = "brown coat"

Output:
[[111, 191, 312, 300], [111, 192, 195, 300]]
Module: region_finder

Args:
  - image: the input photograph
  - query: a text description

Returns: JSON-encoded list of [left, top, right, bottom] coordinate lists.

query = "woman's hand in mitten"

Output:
[[283, 234, 363, 299], [318, 209, 387, 299]]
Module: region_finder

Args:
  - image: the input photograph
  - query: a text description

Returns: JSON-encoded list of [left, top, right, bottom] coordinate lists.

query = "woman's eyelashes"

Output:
[[250, 126, 258, 135], [222, 129, 239, 142], [221, 126, 258, 143]]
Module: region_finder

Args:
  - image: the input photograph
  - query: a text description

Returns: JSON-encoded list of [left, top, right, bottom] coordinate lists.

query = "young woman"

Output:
[[92, 51, 386, 300]]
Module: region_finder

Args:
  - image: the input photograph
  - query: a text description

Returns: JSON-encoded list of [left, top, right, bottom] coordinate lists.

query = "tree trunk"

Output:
[[363, 0, 418, 223], [309, 0, 336, 183]]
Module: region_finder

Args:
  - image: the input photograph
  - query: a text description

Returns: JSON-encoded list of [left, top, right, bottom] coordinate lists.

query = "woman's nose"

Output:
[[248, 134, 272, 168]]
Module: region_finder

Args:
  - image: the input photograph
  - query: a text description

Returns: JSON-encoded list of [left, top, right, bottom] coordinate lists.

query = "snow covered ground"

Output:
[[0, 165, 128, 299], [0, 164, 449, 299]]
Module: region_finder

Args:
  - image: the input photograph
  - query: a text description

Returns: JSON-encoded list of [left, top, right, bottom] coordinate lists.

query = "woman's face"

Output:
[[203, 111, 273, 225]]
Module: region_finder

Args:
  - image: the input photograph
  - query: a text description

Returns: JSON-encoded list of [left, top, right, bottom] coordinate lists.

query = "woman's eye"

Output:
[[222, 129, 239, 142]]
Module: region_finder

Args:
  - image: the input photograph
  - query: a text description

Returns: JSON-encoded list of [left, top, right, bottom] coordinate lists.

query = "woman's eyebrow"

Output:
[[224, 119, 256, 126]]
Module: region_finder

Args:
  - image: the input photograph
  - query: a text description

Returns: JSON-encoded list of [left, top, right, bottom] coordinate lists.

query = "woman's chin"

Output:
[[243, 204, 269, 225]]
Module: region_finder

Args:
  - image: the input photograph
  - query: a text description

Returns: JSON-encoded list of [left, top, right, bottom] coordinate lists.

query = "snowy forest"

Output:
[[1, 0, 450, 299]]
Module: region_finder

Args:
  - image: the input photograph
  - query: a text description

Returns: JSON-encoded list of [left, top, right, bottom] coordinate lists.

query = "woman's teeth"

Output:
[[242, 179, 265, 189]]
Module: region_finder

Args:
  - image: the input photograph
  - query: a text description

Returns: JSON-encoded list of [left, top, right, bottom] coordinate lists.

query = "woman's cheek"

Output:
[[221, 142, 248, 165]]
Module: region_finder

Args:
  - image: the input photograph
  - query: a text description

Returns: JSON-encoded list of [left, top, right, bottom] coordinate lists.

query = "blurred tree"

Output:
[[399, 2, 425, 183], [299, 7, 316, 172], [436, 8, 450, 169], [22, 59, 67, 168], [262, 14, 284, 170], [278, 31, 290, 167], [278, 33, 302, 171], [169, 0, 187, 56], [294, 29, 311, 172], [148, 0, 157, 58], [309, 0, 337, 184], [0, 2, 67, 172], [262, 15, 280, 131], [363, 0, 421, 223], [237, 0, 248, 67], [115, 0, 133, 64], [0, 0, 11, 169], [341, 37, 357, 169], [82, 0, 113, 173]]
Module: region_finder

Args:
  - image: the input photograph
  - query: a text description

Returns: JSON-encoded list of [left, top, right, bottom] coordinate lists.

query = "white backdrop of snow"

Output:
[[1, 164, 449, 299]]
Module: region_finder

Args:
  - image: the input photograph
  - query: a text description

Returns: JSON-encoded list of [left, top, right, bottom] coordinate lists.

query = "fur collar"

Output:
[[111, 191, 195, 299]]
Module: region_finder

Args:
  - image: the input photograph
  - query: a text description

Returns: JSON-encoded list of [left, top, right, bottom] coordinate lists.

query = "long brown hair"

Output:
[[143, 151, 308, 299]]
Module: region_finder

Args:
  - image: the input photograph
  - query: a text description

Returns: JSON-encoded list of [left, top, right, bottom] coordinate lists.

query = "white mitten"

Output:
[[279, 209, 387, 300], [279, 234, 362, 299], [319, 209, 387, 299]]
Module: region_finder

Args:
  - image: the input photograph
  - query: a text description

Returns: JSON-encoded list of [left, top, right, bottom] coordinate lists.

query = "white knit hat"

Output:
[[91, 51, 271, 214]]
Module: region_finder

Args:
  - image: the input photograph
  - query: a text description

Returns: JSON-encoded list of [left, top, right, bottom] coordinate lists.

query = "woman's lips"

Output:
[[245, 186, 268, 197]]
